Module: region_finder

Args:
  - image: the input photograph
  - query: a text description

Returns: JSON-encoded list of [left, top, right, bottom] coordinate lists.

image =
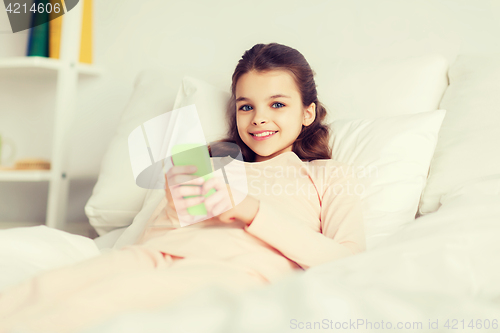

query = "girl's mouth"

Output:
[[250, 131, 278, 141]]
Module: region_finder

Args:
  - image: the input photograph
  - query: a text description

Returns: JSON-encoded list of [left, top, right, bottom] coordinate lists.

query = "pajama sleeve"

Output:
[[244, 167, 366, 270]]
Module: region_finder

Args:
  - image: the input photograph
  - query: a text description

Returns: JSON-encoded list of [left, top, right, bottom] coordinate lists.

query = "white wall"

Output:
[[1, 0, 499, 224]]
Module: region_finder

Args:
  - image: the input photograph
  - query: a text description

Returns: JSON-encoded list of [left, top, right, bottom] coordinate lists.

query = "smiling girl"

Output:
[[0, 43, 365, 333], [162, 43, 366, 255]]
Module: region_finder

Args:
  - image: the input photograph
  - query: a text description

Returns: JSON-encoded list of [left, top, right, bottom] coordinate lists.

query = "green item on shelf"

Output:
[[27, 0, 50, 57], [171, 143, 216, 216]]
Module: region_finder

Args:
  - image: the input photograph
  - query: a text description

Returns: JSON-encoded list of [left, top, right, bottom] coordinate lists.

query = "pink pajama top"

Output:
[[135, 151, 366, 283]]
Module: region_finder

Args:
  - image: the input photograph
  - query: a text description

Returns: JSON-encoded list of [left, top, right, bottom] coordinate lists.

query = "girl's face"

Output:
[[235, 70, 316, 162]]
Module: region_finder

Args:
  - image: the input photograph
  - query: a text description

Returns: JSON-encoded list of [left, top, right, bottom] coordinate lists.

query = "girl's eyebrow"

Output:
[[235, 94, 291, 103], [268, 94, 292, 100]]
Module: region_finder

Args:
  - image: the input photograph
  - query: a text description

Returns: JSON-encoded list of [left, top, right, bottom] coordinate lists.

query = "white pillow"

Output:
[[329, 110, 446, 249], [111, 75, 446, 251], [418, 54, 500, 215], [439, 174, 500, 209], [172, 76, 229, 143], [315, 55, 449, 122], [85, 69, 181, 236], [89, 55, 448, 239]]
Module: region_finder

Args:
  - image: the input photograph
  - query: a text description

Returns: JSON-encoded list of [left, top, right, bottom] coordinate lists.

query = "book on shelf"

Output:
[[27, 0, 50, 57], [28, 0, 93, 64], [79, 0, 93, 64], [49, 0, 63, 59]]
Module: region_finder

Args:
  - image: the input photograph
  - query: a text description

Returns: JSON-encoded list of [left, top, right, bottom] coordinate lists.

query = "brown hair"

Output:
[[210, 43, 331, 162]]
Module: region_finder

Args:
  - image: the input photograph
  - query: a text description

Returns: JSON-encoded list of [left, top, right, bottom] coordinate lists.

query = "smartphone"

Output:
[[170, 143, 216, 216]]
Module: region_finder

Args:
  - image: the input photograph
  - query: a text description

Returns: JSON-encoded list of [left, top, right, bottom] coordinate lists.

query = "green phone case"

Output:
[[171, 143, 216, 216]]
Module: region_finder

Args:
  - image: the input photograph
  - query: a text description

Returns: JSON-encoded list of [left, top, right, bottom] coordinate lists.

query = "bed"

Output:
[[1, 53, 500, 332]]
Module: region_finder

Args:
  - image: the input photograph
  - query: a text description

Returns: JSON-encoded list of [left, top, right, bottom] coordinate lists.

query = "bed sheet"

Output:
[[76, 192, 500, 333], [0, 225, 100, 293], [2, 192, 500, 332], [92, 227, 127, 252]]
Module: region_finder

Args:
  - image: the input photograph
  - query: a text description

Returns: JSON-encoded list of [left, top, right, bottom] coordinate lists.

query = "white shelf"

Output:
[[0, 56, 103, 76], [1, 0, 98, 231], [0, 169, 52, 182]]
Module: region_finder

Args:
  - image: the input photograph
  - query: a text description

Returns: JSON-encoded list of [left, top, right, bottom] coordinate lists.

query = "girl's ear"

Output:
[[303, 102, 316, 127]]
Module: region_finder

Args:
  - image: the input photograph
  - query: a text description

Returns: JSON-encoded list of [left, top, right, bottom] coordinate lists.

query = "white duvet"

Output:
[[1, 191, 500, 333]]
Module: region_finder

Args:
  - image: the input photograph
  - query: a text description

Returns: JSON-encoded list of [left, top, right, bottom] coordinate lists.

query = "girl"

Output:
[[0, 43, 365, 333]]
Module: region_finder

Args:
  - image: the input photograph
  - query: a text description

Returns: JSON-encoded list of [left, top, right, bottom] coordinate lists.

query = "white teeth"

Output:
[[253, 131, 276, 137]]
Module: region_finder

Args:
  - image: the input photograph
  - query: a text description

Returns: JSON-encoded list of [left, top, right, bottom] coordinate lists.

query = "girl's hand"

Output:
[[164, 165, 206, 224], [201, 174, 260, 226]]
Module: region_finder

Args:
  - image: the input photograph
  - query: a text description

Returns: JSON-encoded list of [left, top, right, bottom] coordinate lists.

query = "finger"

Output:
[[204, 191, 232, 216], [201, 177, 217, 195], [168, 174, 204, 187], [176, 185, 203, 197], [203, 189, 228, 210], [170, 174, 202, 186], [170, 184, 204, 201], [165, 165, 200, 184], [172, 195, 205, 211], [203, 191, 222, 218], [201, 176, 227, 195], [170, 185, 185, 201], [166, 165, 198, 177], [184, 195, 206, 208]]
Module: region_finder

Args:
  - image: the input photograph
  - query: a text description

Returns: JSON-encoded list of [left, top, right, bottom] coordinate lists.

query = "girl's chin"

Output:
[[253, 150, 279, 159]]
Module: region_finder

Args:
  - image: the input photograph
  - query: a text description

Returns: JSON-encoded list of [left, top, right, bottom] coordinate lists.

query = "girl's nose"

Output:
[[252, 109, 268, 125], [252, 119, 267, 125]]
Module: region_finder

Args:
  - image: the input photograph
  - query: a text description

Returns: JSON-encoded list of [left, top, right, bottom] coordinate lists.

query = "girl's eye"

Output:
[[272, 102, 285, 108], [239, 105, 253, 111]]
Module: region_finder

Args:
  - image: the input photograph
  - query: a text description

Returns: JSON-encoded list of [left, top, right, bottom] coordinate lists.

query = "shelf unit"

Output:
[[0, 0, 102, 230], [0, 56, 101, 76], [0, 169, 52, 182]]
